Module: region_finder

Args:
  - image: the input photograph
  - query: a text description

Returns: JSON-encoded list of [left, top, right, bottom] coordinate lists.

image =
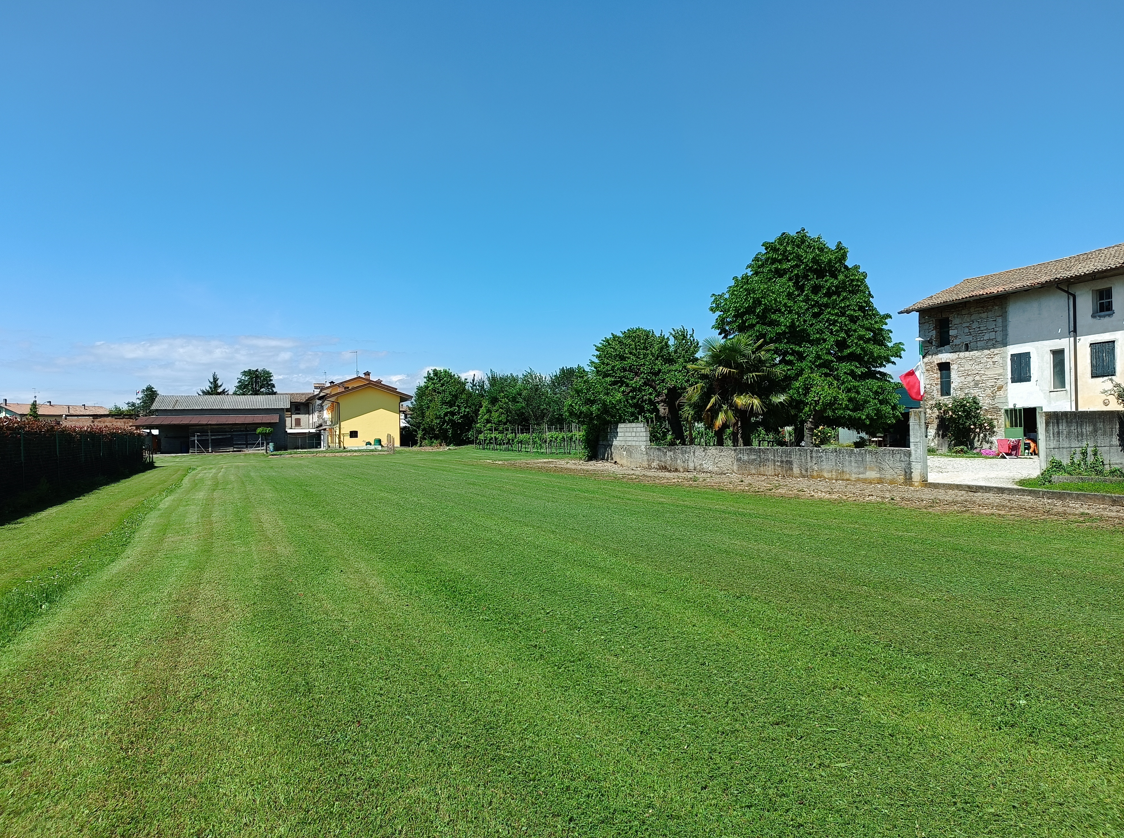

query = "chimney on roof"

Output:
[[363, 371, 370, 379], [47, 400, 52, 406]]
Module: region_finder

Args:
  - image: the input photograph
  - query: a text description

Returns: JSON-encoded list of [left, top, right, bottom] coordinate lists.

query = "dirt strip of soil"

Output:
[[495, 458, 1124, 527]]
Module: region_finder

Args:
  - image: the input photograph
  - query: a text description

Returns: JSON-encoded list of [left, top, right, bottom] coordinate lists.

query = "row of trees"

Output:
[[198, 369, 277, 396], [109, 369, 278, 416], [407, 368, 582, 446], [408, 231, 906, 454], [109, 385, 159, 416], [565, 230, 904, 453]]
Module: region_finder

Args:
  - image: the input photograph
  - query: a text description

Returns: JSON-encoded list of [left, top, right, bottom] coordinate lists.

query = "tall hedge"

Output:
[[0, 419, 152, 505]]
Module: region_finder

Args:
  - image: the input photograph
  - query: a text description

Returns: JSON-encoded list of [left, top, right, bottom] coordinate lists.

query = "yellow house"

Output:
[[319, 373, 412, 449]]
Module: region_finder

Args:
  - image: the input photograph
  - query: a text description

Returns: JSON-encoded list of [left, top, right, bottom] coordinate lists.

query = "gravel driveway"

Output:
[[926, 455, 1041, 487]]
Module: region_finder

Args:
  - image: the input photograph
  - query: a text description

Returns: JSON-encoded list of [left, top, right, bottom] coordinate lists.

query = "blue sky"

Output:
[[2, 1, 1122, 405]]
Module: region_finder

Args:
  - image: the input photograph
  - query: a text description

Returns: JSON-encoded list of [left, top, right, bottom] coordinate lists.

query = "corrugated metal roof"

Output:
[[137, 414, 280, 427], [900, 242, 1124, 313], [151, 394, 291, 411]]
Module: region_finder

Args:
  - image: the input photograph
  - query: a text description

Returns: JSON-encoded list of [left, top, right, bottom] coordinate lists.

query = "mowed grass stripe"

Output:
[[0, 463, 189, 597], [250, 453, 1122, 832], [0, 449, 1120, 836]]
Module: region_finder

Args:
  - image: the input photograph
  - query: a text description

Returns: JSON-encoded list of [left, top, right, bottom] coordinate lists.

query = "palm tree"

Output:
[[685, 336, 786, 446]]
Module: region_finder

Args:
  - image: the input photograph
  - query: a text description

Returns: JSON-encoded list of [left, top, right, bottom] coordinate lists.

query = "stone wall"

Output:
[[600, 415, 927, 485], [1040, 410, 1124, 468], [920, 297, 1009, 448]]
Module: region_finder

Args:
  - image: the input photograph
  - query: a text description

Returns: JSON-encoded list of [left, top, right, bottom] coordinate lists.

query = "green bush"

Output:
[[934, 397, 996, 450], [1035, 444, 1124, 486], [812, 425, 838, 447]]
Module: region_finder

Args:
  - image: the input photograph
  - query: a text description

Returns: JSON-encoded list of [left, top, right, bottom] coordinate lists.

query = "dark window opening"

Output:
[[349, 429, 359, 439], [938, 317, 951, 347], [1091, 341, 1116, 378], [1010, 352, 1031, 383], [294, 417, 301, 427], [1051, 349, 1066, 389], [1095, 287, 1113, 315], [938, 362, 951, 397]]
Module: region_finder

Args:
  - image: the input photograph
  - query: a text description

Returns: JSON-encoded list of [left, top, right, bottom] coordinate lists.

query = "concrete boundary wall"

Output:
[[1040, 410, 1124, 468], [600, 414, 928, 486]]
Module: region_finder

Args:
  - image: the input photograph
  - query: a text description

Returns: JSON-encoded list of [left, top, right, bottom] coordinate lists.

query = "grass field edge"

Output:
[[0, 469, 192, 648]]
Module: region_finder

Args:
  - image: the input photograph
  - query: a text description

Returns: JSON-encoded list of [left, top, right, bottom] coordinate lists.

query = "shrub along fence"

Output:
[[0, 419, 153, 506], [474, 425, 584, 455]]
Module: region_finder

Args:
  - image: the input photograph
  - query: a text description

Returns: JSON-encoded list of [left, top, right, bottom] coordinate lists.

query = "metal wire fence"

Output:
[[474, 424, 584, 455], [0, 419, 153, 506]]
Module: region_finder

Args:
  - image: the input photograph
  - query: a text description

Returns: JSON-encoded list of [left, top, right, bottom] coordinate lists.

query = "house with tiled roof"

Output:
[[314, 372, 412, 449], [1, 400, 110, 423], [901, 242, 1124, 445]]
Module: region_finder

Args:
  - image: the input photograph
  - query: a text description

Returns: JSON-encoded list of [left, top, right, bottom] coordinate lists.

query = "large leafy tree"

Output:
[[547, 366, 582, 424], [661, 327, 701, 443], [685, 336, 786, 446], [590, 328, 672, 423], [409, 368, 482, 445], [563, 367, 628, 458], [198, 373, 228, 396], [710, 230, 903, 441], [132, 385, 159, 415], [476, 371, 525, 427], [233, 369, 277, 395], [476, 367, 597, 430], [587, 327, 699, 444], [111, 385, 159, 416], [518, 371, 555, 427]]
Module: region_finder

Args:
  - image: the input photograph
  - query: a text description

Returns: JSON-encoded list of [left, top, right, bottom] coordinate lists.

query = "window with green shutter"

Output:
[[1091, 341, 1116, 378], [1009, 352, 1031, 383], [938, 362, 951, 397]]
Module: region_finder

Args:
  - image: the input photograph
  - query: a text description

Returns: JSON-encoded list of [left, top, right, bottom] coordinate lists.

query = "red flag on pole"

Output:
[[899, 360, 924, 401]]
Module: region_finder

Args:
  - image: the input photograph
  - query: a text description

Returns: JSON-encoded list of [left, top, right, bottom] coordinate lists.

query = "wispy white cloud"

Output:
[[0, 333, 418, 405]]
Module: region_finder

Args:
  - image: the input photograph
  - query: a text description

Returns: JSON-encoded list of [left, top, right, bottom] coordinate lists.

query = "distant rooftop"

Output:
[[1, 402, 108, 416], [151, 394, 292, 411], [901, 242, 1124, 313]]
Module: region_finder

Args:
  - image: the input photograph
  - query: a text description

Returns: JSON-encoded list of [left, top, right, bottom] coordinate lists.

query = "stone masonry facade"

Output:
[[918, 297, 1008, 448]]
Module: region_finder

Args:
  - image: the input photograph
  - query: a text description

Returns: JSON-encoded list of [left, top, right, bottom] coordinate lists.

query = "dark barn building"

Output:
[[139, 395, 292, 453]]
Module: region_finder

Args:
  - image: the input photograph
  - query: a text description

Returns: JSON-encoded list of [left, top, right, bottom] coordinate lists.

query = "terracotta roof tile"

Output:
[[0, 403, 109, 416], [900, 242, 1124, 313]]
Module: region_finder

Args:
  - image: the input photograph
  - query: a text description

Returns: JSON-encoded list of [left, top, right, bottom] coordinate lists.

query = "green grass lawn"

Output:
[[1, 449, 1122, 836], [1016, 477, 1124, 495]]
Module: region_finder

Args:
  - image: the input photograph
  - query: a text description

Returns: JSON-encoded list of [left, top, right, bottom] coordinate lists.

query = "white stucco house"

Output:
[[901, 242, 1124, 445]]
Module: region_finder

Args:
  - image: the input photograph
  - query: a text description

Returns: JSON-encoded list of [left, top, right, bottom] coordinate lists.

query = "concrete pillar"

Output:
[[1037, 408, 1048, 471], [909, 409, 928, 486]]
